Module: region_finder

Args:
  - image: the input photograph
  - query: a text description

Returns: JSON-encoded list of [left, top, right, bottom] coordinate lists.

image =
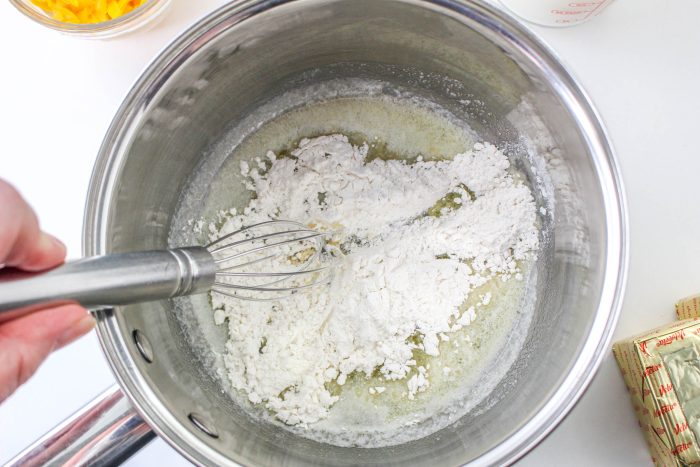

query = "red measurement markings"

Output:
[[551, 0, 609, 23], [654, 403, 678, 418], [551, 9, 587, 15], [658, 383, 673, 396], [640, 341, 650, 356], [657, 330, 686, 347], [675, 422, 689, 435], [672, 442, 693, 456]]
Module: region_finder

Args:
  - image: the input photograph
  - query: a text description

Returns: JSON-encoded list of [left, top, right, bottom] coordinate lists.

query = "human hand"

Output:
[[0, 180, 94, 402]]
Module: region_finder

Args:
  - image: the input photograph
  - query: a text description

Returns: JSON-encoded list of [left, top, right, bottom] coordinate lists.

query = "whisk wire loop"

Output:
[[205, 219, 338, 301]]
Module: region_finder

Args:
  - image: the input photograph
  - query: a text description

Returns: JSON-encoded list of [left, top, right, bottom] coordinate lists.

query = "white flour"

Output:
[[210, 134, 539, 427]]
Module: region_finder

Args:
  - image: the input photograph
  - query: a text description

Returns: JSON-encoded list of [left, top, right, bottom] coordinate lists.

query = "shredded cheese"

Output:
[[31, 0, 147, 24]]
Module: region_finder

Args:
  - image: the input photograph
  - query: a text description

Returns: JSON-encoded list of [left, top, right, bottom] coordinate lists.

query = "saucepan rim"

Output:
[[83, 0, 628, 465]]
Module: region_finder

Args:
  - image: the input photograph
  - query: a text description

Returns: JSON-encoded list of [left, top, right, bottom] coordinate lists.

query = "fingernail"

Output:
[[56, 314, 96, 348], [38, 232, 66, 253]]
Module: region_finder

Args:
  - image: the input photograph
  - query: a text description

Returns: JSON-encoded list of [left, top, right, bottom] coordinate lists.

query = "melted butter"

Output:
[[307, 267, 531, 445], [198, 93, 536, 448], [202, 95, 476, 224], [232, 96, 474, 161]]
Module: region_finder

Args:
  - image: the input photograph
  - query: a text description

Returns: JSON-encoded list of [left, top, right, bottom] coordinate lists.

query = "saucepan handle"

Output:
[[6, 384, 155, 467]]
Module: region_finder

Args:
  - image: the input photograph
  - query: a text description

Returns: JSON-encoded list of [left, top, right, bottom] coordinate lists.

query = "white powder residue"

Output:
[[211, 134, 539, 427]]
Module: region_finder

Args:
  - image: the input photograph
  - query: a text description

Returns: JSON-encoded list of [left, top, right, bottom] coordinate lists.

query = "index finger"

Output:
[[0, 180, 66, 271]]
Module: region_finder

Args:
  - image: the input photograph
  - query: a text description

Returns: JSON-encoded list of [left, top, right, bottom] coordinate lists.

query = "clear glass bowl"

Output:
[[9, 0, 172, 39]]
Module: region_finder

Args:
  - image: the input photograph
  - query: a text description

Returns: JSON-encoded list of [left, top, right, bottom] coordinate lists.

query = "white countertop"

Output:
[[1, 1, 698, 465]]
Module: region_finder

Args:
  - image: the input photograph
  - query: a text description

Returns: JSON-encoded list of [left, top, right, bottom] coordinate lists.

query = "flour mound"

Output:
[[211, 134, 538, 426]]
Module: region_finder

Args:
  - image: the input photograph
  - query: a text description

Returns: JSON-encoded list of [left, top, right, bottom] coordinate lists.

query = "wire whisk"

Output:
[[207, 220, 337, 301], [0, 219, 339, 321]]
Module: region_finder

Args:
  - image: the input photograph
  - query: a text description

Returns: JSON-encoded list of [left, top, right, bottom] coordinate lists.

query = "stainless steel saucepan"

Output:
[[9, 0, 627, 465]]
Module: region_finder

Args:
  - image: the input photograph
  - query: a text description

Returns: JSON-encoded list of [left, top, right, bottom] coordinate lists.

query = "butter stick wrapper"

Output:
[[613, 319, 700, 466], [677, 294, 700, 320]]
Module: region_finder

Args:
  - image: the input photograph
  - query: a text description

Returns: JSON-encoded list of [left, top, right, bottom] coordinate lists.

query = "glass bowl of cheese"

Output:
[[10, 0, 171, 38]]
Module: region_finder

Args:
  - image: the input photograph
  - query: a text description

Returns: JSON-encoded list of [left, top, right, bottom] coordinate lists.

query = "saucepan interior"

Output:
[[84, 0, 626, 465]]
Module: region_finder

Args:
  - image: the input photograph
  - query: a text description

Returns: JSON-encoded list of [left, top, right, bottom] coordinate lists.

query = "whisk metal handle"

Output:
[[0, 247, 216, 322]]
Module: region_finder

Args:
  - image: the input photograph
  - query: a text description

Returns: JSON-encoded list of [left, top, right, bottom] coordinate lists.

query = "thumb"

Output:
[[14, 231, 67, 272]]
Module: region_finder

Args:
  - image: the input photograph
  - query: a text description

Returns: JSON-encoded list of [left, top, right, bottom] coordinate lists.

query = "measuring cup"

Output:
[[499, 0, 615, 27]]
